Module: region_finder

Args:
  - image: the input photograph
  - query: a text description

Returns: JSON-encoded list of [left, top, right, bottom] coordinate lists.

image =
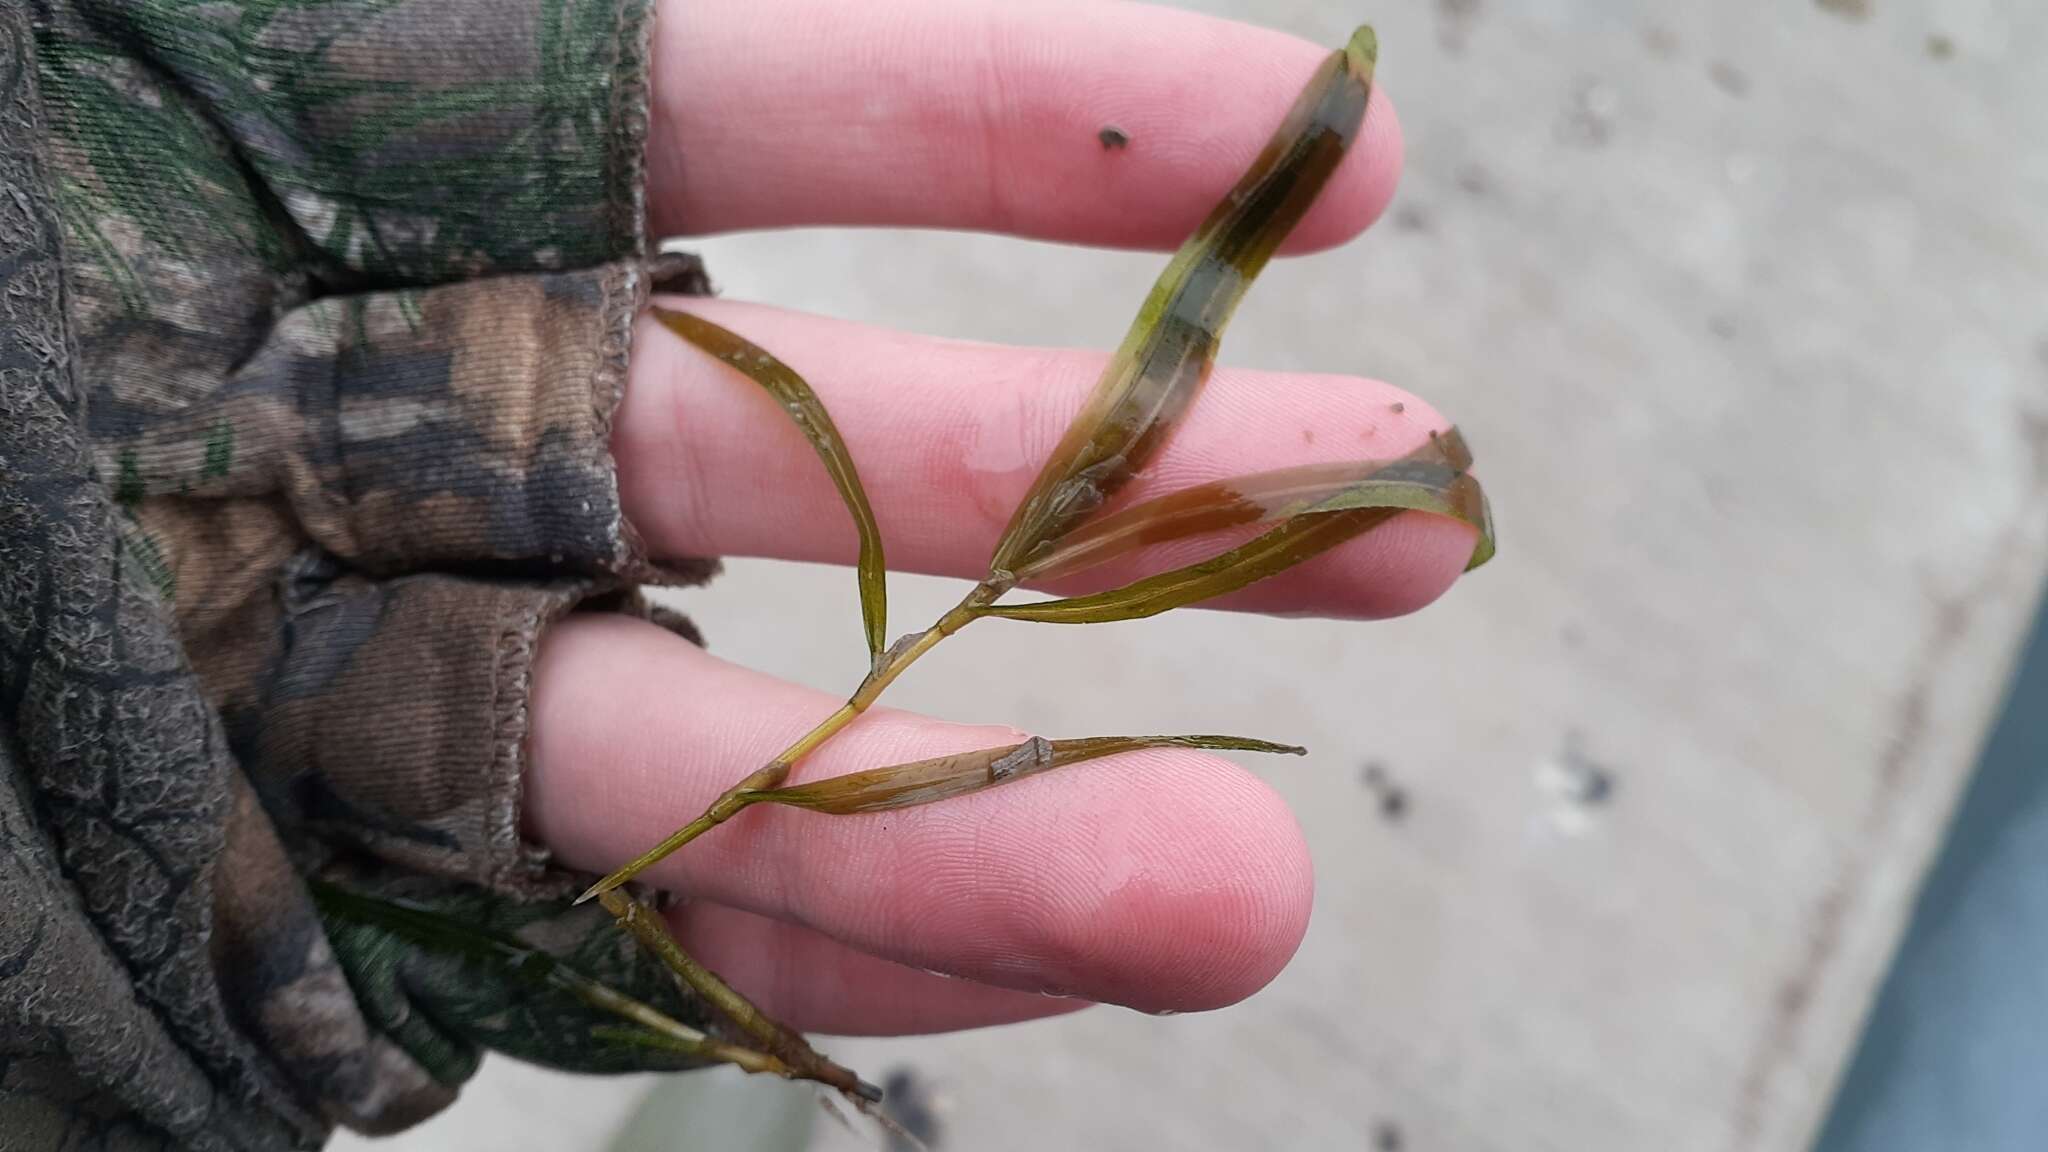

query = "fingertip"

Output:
[[1385, 510, 1482, 613], [1138, 757, 1316, 1010], [990, 751, 1315, 1013], [1126, 759, 1317, 1011], [1314, 509, 1479, 621]]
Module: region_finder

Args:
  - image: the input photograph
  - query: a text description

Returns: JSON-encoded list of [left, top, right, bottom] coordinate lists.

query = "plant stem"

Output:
[[599, 889, 881, 1102], [591, 1026, 796, 1080], [584, 584, 1002, 1107], [850, 590, 992, 708], [579, 582, 1002, 904]]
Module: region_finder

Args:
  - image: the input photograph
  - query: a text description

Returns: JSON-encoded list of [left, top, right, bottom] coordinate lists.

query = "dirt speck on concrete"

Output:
[[1709, 61, 1751, 98]]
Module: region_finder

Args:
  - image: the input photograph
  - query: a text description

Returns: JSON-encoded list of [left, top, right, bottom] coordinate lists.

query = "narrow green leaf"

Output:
[[652, 307, 888, 661], [732, 735, 1306, 816], [1015, 428, 1480, 583], [977, 445, 1492, 626], [986, 26, 1381, 581], [596, 889, 882, 1103]]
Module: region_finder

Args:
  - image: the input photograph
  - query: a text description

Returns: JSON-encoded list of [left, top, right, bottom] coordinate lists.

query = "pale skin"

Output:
[[524, 0, 1478, 1036]]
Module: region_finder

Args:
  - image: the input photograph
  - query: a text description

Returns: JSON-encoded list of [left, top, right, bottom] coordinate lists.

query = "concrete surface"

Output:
[[335, 0, 2048, 1149]]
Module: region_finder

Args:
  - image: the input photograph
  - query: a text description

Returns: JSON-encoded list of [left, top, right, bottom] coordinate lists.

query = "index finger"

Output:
[[648, 0, 1402, 250]]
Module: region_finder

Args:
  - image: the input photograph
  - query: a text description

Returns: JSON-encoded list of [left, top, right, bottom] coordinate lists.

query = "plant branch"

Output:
[[579, 583, 1000, 904], [598, 889, 881, 1103]]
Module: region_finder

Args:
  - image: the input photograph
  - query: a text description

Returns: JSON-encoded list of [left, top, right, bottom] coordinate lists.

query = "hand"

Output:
[[525, 0, 1473, 1035]]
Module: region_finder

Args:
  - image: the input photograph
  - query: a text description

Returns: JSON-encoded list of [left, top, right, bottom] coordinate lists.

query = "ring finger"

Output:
[[617, 298, 1478, 620]]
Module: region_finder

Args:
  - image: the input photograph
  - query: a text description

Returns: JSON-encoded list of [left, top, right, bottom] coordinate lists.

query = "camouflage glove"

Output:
[[0, 1, 719, 1147]]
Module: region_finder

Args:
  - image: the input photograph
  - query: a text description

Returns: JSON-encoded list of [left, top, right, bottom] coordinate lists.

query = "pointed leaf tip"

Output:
[[1347, 25, 1379, 75], [1465, 489, 1498, 571], [651, 307, 888, 659], [984, 428, 1493, 624]]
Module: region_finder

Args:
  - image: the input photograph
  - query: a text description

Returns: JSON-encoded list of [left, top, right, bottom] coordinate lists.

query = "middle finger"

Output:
[[616, 297, 1478, 620]]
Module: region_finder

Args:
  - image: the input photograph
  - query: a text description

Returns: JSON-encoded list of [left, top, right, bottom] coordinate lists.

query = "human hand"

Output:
[[526, 0, 1475, 1035]]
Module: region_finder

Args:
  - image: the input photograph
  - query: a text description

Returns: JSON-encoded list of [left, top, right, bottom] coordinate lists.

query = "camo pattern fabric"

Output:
[[0, 0, 724, 1146]]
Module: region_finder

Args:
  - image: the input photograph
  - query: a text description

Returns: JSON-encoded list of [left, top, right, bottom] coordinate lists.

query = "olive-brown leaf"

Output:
[[986, 27, 1381, 582], [1014, 427, 1486, 583], [733, 735, 1306, 816], [652, 307, 889, 661], [977, 437, 1492, 625]]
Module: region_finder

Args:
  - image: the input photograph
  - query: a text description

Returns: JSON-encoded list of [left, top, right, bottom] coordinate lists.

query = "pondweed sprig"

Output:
[[583, 25, 1493, 1114]]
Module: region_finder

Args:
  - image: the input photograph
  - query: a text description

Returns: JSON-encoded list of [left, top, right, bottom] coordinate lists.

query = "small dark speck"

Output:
[[1379, 789, 1410, 822], [1098, 125, 1130, 151], [1375, 1120, 1405, 1151], [882, 1066, 943, 1152], [1454, 163, 1494, 197], [1302, 428, 1317, 445], [1708, 314, 1739, 341], [1390, 401, 1407, 415], [1815, 0, 1872, 21], [1558, 78, 1620, 148], [1926, 34, 1956, 59], [1573, 767, 1614, 805], [1435, 0, 1481, 55], [1560, 623, 1585, 650], [1708, 61, 1750, 97], [1640, 24, 1679, 58], [1551, 734, 1617, 808], [1392, 204, 1433, 233], [1359, 762, 1410, 823]]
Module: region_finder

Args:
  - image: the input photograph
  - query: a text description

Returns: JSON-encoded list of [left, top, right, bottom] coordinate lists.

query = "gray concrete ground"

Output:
[[335, 0, 2048, 1149]]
